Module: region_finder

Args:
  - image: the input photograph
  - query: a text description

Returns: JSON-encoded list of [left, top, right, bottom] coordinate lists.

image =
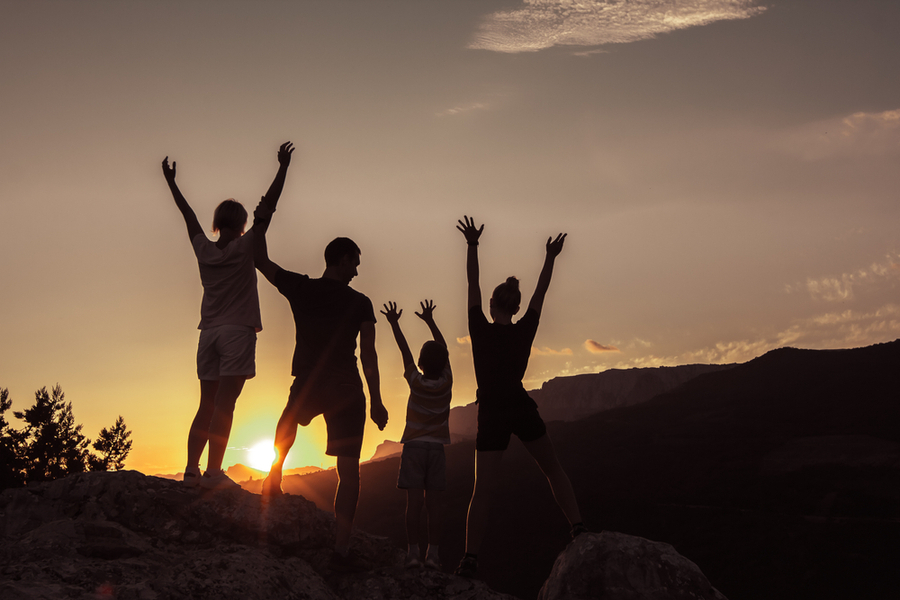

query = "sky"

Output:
[[1, 0, 898, 476]]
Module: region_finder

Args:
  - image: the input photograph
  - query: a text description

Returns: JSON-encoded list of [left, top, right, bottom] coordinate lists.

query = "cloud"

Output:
[[456, 336, 471, 345], [779, 108, 900, 161], [584, 339, 620, 353], [468, 0, 766, 54], [437, 103, 490, 117], [787, 252, 900, 302], [532, 346, 574, 356]]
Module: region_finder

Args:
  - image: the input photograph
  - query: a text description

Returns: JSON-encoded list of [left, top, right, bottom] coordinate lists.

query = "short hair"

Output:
[[324, 237, 361, 266], [418, 340, 449, 378], [492, 277, 521, 314], [212, 199, 247, 233]]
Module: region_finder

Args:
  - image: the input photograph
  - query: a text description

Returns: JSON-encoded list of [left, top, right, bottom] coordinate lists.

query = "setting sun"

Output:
[[247, 440, 276, 471]]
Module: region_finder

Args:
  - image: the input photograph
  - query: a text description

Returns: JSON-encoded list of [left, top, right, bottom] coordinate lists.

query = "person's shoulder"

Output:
[[275, 269, 309, 288]]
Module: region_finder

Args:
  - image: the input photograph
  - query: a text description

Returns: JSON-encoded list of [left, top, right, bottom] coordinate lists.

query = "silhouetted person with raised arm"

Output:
[[454, 215, 586, 578], [381, 299, 452, 571], [252, 188, 388, 569], [162, 141, 294, 491]]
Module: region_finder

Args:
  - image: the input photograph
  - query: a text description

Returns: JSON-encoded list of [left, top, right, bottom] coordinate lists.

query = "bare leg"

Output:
[[463, 450, 504, 555], [406, 489, 425, 547], [425, 490, 443, 547], [262, 403, 301, 495], [205, 375, 245, 473], [334, 455, 360, 553], [186, 380, 217, 470], [522, 433, 582, 526]]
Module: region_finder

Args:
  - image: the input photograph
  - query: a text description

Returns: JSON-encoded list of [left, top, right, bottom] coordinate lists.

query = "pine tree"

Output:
[[14, 385, 91, 483], [89, 416, 133, 471], [0, 388, 25, 488]]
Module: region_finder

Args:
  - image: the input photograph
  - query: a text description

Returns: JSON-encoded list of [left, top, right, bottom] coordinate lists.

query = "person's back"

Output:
[[382, 300, 451, 570], [193, 223, 260, 331]]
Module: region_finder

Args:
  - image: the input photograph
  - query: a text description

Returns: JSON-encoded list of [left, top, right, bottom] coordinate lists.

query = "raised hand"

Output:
[[162, 157, 176, 183], [380, 301, 402, 325], [546, 233, 567, 258], [277, 141, 294, 167], [415, 299, 436, 322], [456, 215, 484, 245]]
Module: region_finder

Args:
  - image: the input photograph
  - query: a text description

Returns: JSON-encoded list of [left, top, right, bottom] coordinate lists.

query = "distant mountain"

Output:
[[154, 464, 322, 484], [449, 363, 734, 440], [367, 440, 403, 462], [291, 340, 900, 600]]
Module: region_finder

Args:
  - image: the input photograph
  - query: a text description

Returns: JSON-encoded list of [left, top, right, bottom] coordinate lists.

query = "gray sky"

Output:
[[1, 0, 898, 473]]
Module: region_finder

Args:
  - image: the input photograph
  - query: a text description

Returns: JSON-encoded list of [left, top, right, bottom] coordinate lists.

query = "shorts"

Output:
[[286, 376, 366, 458], [397, 441, 446, 491], [475, 401, 547, 452], [197, 325, 257, 380]]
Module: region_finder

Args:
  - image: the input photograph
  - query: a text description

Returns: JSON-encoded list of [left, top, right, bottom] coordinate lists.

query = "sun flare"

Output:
[[247, 440, 276, 471]]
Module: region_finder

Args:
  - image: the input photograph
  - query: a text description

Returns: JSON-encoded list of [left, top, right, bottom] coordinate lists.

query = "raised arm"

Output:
[[381, 302, 416, 368], [360, 321, 388, 430], [456, 216, 484, 309], [415, 299, 446, 347], [527, 233, 567, 317], [252, 198, 282, 284], [258, 141, 294, 216], [162, 157, 204, 241]]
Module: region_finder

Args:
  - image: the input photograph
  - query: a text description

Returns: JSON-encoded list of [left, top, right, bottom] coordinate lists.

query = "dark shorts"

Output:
[[475, 400, 547, 452], [397, 441, 446, 491], [286, 377, 366, 458]]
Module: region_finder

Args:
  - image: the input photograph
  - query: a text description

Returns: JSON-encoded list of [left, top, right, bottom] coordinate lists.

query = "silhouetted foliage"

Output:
[[0, 385, 132, 489], [0, 388, 26, 488], [14, 385, 91, 483], [88, 415, 133, 472]]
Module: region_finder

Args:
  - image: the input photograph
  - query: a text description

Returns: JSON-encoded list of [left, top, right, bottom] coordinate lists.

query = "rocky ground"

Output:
[[0, 471, 726, 600]]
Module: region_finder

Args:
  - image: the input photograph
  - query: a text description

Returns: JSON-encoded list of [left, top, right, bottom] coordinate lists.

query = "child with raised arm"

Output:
[[453, 215, 586, 578], [381, 300, 452, 571], [162, 141, 293, 491]]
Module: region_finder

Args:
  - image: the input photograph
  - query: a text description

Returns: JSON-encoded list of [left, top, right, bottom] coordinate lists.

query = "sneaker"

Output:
[[405, 555, 422, 569], [454, 555, 477, 578], [424, 556, 441, 571], [570, 522, 588, 539], [183, 467, 201, 488], [200, 470, 240, 491]]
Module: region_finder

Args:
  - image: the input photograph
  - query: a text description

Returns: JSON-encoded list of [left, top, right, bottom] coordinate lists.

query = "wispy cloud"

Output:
[[532, 346, 574, 356], [436, 102, 490, 117], [456, 335, 471, 345], [607, 303, 900, 370], [787, 252, 900, 302], [779, 108, 900, 161], [584, 339, 620, 354], [469, 0, 766, 54]]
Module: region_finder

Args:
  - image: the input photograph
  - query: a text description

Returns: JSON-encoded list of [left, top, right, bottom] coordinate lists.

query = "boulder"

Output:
[[538, 532, 727, 600]]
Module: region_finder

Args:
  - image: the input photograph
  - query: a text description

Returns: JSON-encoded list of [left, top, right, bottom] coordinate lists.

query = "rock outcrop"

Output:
[[0, 471, 517, 600], [539, 532, 727, 600]]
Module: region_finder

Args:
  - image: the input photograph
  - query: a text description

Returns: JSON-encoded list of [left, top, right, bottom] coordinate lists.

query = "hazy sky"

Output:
[[2, 0, 898, 475]]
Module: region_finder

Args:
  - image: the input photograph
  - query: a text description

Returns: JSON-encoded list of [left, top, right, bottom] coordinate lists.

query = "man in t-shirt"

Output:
[[252, 196, 388, 563]]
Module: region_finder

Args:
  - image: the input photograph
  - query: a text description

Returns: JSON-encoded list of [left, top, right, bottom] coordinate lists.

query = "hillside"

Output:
[[286, 341, 900, 600], [449, 363, 733, 441]]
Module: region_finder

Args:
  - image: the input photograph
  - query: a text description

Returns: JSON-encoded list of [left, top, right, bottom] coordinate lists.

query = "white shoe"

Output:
[[183, 467, 201, 488], [200, 470, 240, 491]]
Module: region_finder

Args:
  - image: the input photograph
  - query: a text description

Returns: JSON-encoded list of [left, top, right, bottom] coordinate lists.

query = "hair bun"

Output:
[[506, 276, 519, 290]]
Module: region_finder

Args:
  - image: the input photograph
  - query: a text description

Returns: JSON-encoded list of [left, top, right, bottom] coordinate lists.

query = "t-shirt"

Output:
[[400, 362, 452, 444], [192, 231, 262, 331], [274, 268, 376, 385], [468, 305, 540, 409]]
